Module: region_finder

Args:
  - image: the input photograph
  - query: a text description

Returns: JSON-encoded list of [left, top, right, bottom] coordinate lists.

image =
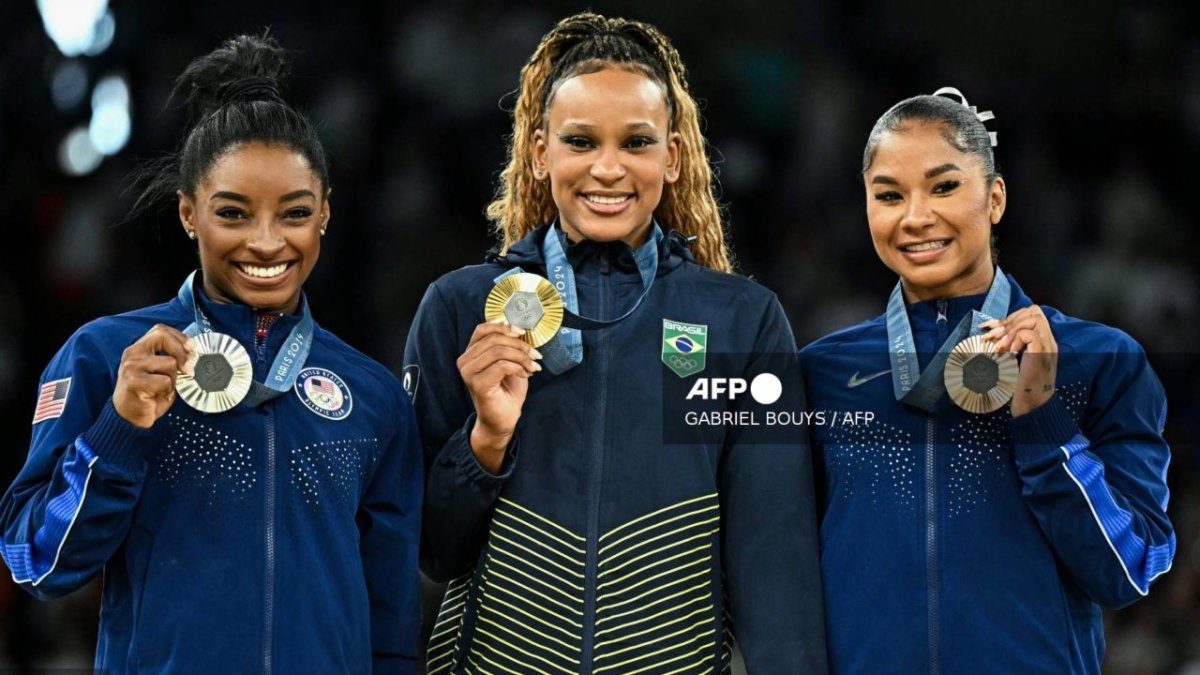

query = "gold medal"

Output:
[[944, 334, 1018, 414], [175, 332, 253, 413], [484, 273, 564, 348]]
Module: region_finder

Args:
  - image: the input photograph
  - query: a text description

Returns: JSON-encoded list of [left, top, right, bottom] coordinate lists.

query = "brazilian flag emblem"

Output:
[[662, 319, 707, 378]]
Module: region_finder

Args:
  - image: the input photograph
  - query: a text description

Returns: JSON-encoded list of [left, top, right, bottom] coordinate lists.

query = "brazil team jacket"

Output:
[[404, 224, 827, 674], [800, 273, 1174, 674], [0, 278, 423, 674]]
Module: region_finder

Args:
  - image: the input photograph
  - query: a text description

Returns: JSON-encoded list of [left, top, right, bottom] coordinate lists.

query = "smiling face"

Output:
[[864, 121, 1005, 302], [178, 142, 329, 313], [533, 66, 680, 248]]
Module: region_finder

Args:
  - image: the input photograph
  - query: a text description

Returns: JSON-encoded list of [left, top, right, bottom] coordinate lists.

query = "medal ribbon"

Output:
[[177, 271, 315, 407], [886, 268, 1011, 413], [495, 224, 661, 374]]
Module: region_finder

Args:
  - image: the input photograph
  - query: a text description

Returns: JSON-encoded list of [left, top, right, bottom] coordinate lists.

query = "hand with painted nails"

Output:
[[113, 324, 197, 429], [457, 320, 543, 472], [980, 305, 1058, 417]]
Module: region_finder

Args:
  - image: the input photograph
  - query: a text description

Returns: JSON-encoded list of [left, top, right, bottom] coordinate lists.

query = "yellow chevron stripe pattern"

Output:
[[439, 494, 724, 674], [593, 493, 721, 674], [427, 575, 472, 674], [469, 498, 587, 673]]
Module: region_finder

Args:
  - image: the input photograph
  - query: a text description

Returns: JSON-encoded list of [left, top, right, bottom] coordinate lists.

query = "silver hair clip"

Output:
[[932, 86, 998, 147]]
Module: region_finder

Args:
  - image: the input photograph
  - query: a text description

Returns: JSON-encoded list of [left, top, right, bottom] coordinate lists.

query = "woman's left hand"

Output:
[[980, 305, 1058, 418]]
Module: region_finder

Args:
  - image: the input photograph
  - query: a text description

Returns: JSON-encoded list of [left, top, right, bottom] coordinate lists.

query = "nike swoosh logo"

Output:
[[847, 369, 891, 388]]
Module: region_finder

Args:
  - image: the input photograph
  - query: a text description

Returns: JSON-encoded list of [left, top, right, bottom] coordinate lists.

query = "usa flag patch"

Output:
[[32, 377, 71, 424]]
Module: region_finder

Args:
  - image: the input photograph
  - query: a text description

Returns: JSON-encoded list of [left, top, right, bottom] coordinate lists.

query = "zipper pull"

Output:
[[936, 300, 948, 324]]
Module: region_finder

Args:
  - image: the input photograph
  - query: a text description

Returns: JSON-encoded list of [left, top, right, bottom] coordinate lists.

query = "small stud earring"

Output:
[[186, 229, 196, 240], [666, 171, 676, 180], [320, 228, 327, 236]]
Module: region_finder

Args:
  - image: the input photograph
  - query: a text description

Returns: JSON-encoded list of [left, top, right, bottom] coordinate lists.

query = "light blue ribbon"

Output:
[[886, 268, 1011, 413]]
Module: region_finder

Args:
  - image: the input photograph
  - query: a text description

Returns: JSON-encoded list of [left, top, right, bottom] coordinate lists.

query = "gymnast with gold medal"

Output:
[[405, 12, 825, 673], [800, 87, 1175, 674]]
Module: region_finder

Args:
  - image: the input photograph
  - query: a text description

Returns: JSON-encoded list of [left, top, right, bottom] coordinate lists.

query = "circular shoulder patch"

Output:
[[294, 368, 353, 420]]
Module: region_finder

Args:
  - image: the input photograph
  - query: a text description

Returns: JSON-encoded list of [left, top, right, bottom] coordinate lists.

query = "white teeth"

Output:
[[902, 240, 949, 253], [583, 194, 631, 205], [239, 263, 288, 278]]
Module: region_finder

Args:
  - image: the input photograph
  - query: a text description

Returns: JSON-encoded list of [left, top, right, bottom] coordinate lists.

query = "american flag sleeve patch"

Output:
[[32, 377, 71, 424]]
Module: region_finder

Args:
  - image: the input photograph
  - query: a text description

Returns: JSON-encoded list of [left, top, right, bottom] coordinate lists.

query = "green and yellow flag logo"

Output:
[[662, 319, 707, 378]]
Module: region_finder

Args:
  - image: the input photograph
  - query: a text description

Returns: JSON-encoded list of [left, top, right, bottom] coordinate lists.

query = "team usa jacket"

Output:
[[404, 224, 827, 674], [801, 273, 1174, 674], [0, 278, 423, 674]]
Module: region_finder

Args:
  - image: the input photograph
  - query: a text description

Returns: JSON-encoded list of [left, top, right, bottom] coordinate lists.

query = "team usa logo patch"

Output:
[[662, 319, 707, 378], [294, 368, 352, 420]]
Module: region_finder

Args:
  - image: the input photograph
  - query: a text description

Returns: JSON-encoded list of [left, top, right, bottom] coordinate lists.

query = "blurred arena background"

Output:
[[0, 1, 1196, 672]]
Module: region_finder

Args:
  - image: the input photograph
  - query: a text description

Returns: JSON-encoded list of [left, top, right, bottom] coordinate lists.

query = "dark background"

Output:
[[1, 0, 1196, 672]]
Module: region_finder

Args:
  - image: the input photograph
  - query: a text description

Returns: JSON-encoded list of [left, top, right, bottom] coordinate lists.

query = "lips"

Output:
[[899, 239, 950, 253], [234, 261, 295, 283], [580, 192, 634, 215]]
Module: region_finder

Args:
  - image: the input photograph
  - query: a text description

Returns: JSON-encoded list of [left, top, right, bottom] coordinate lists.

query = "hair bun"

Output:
[[174, 33, 290, 121]]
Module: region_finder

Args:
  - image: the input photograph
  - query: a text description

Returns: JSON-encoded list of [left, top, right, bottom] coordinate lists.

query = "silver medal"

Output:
[[175, 332, 253, 413]]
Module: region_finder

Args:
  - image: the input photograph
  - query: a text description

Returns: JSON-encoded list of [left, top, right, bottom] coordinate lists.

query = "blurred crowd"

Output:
[[0, 0, 1196, 672]]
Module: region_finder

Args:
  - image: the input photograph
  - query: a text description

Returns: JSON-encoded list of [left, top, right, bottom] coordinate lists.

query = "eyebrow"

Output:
[[870, 163, 964, 185], [924, 163, 962, 178], [209, 189, 316, 203], [558, 121, 659, 133]]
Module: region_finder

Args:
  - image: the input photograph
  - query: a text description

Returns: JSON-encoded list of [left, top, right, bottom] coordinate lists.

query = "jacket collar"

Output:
[[905, 272, 1032, 331], [171, 272, 306, 347]]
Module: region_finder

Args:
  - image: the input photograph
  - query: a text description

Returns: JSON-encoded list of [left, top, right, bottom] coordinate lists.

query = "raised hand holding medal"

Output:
[[980, 305, 1058, 417], [113, 324, 197, 428]]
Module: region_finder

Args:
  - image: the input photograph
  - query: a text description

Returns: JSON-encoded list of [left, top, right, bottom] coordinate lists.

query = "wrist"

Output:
[[470, 421, 513, 472]]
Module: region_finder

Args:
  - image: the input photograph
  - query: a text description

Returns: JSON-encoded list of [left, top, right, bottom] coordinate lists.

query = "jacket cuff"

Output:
[[446, 413, 518, 486], [81, 399, 160, 473], [1010, 394, 1082, 465]]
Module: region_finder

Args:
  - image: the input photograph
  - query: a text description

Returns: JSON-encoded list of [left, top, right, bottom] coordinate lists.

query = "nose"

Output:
[[246, 216, 286, 258], [589, 146, 626, 183], [900, 194, 936, 230]]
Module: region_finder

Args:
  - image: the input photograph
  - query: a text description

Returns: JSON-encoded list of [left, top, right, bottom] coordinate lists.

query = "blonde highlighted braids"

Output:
[[486, 12, 732, 273]]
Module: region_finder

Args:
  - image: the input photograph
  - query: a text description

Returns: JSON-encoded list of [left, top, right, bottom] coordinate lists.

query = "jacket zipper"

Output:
[[256, 317, 277, 675], [580, 249, 612, 673], [927, 299, 948, 675]]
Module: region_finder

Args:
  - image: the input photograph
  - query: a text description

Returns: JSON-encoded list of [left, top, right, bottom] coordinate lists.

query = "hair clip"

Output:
[[932, 86, 997, 147]]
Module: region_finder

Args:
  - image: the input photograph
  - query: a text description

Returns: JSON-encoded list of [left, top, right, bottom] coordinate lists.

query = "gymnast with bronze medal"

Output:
[[800, 87, 1175, 674]]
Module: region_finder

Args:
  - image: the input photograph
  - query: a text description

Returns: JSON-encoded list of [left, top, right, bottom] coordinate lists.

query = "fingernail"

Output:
[[529, 348, 543, 360], [186, 338, 199, 352], [531, 362, 543, 372], [489, 318, 505, 324]]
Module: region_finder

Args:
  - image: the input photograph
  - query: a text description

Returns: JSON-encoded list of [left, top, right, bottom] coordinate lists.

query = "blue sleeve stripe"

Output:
[[1059, 433, 1090, 461], [2, 437, 98, 586], [1060, 442, 1175, 595]]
